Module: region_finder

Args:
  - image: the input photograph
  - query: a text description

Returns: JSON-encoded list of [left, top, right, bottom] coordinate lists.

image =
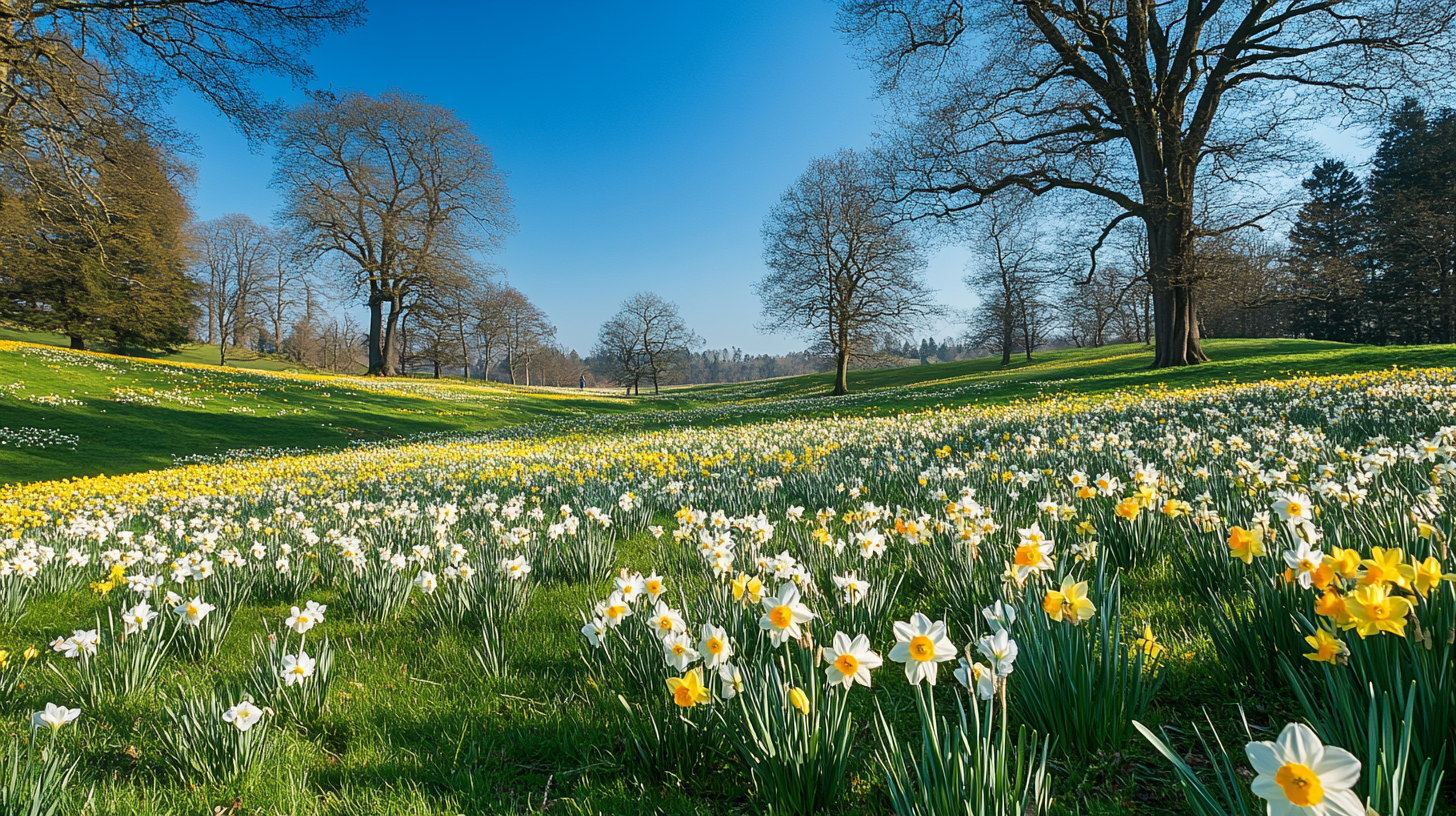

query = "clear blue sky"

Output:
[[168, 0, 1372, 357], [169, 0, 982, 356]]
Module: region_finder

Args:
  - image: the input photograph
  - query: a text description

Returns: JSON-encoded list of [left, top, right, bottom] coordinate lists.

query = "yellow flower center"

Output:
[[606, 605, 626, 620], [769, 605, 793, 629], [834, 653, 859, 676], [673, 685, 695, 707], [1366, 600, 1390, 620], [1274, 762, 1324, 806], [1288, 501, 1303, 516], [706, 637, 724, 655], [909, 635, 935, 661], [647, 581, 662, 595], [671, 643, 686, 655], [1014, 545, 1042, 567], [187, 604, 199, 616], [657, 618, 674, 632]]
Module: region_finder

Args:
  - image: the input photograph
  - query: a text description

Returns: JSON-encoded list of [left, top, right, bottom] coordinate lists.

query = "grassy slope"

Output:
[[0, 341, 654, 484], [5, 336, 1455, 486], [0, 327, 319, 373]]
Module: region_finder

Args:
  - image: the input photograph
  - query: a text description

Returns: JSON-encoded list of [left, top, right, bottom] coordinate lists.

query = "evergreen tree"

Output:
[[1366, 99, 1456, 344], [1288, 159, 1368, 342]]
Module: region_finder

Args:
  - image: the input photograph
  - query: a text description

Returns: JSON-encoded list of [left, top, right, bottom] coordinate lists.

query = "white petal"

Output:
[[1321, 788, 1366, 816], [1277, 722, 1325, 766], [1246, 741, 1282, 777], [1312, 745, 1361, 792]]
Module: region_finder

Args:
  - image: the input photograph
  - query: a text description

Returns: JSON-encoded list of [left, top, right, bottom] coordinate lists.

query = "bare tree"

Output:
[[496, 285, 554, 386], [254, 231, 309, 354], [963, 195, 1053, 365], [0, 0, 364, 216], [595, 292, 702, 394], [191, 214, 274, 365], [843, 1, 1456, 367], [758, 149, 940, 395], [273, 89, 515, 376]]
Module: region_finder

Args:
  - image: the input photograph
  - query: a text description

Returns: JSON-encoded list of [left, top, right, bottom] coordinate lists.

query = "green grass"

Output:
[[5, 334, 1455, 486], [0, 327, 321, 373]]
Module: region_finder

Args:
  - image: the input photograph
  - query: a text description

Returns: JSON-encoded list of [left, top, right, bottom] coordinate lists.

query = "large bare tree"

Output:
[[842, 1, 1456, 367], [0, 0, 364, 210], [273, 90, 515, 376], [594, 292, 701, 394], [758, 149, 940, 395]]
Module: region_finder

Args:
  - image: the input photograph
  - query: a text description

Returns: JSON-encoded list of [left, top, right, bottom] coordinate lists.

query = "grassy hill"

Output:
[[3, 335, 1454, 486]]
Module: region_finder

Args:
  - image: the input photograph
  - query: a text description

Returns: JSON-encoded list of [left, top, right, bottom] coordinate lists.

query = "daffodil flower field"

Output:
[[3, 365, 1456, 813]]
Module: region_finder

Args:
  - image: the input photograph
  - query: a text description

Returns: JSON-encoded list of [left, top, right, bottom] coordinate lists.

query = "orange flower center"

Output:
[[769, 605, 793, 629], [1274, 763, 1324, 806], [909, 635, 935, 661], [835, 653, 859, 676]]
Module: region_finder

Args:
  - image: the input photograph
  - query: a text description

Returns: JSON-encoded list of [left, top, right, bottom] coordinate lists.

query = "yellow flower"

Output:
[[1344, 584, 1412, 638], [1359, 547, 1414, 590], [23, 647, 37, 661], [731, 573, 763, 605], [787, 686, 810, 715], [1411, 556, 1452, 598], [1227, 526, 1265, 564], [1303, 629, 1347, 664], [1114, 498, 1141, 521], [1325, 547, 1361, 579], [1134, 625, 1163, 660], [1315, 589, 1352, 627], [0, 651, 8, 670], [1042, 575, 1096, 624], [666, 668, 711, 708]]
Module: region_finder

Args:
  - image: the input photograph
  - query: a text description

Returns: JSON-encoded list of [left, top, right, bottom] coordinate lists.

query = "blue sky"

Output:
[[169, 1, 1373, 356]]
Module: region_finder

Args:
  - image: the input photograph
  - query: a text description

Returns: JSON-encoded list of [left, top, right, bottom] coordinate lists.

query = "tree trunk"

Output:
[[1147, 216, 1209, 367], [832, 350, 849, 396], [379, 297, 402, 376], [366, 295, 385, 375], [69, 334, 86, 351]]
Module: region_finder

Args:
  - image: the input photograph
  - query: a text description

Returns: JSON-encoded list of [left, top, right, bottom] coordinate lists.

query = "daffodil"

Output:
[[698, 623, 733, 670], [223, 700, 264, 732], [1344, 584, 1411, 638], [1227, 526, 1265, 563], [1411, 556, 1453, 597], [1246, 722, 1362, 816], [285, 601, 325, 634], [889, 612, 956, 686], [1134, 625, 1163, 660], [976, 629, 1018, 676], [666, 667, 710, 708], [174, 596, 215, 627], [759, 583, 814, 647], [581, 617, 608, 649], [661, 632, 699, 671], [648, 600, 686, 640], [599, 591, 632, 628], [1282, 542, 1324, 590], [1358, 547, 1413, 590], [953, 657, 997, 700], [731, 572, 763, 605], [822, 631, 881, 689], [1042, 575, 1096, 624], [1303, 629, 1347, 665], [31, 703, 80, 732], [281, 651, 316, 686]]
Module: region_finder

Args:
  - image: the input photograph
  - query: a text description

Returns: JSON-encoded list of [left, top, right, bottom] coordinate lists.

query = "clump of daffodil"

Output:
[[1342, 584, 1411, 638]]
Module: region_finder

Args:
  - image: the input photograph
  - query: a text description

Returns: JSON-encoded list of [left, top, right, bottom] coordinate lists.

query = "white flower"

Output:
[[977, 630, 1018, 676], [698, 623, 733, 670], [981, 601, 1016, 633], [953, 658, 997, 700], [1246, 722, 1362, 816], [832, 572, 870, 606], [581, 618, 608, 649], [500, 556, 531, 581], [280, 651, 316, 686], [718, 663, 744, 699], [643, 572, 666, 602], [888, 613, 956, 686], [648, 600, 686, 640], [223, 700, 265, 733], [1272, 490, 1315, 524], [615, 572, 646, 604], [285, 601, 325, 634], [758, 583, 815, 646], [661, 631, 700, 671], [122, 601, 158, 635], [31, 703, 80, 732], [174, 596, 215, 627], [1282, 541, 1324, 590], [415, 571, 438, 594], [822, 632, 882, 690]]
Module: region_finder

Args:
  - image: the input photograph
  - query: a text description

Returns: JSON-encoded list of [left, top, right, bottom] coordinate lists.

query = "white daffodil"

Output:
[[599, 591, 632, 628], [615, 572, 646, 605], [953, 658, 997, 700], [698, 623, 733, 670], [1272, 490, 1315, 524], [581, 618, 608, 649], [889, 612, 956, 686], [718, 662, 745, 700], [661, 631, 700, 671], [832, 572, 870, 606], [759, 583, 815, 647], [285, 601, 325, 634], [31, 703, 80, 732], [122, 602, 158, 635], [223, 700, 265, 733], [648, 600, 686, 640], [280, 651, 316, 686], [500, 556, 531, 581], [414, 571, 438, 594], [643, 572, 666, 602], [981, 601, 1016, 633], [174, 596, 215, 627], [1282, 541, 1324, 590], [1246, 722, 1362, 816], [823, 631, 882, 690], [977, 630, 1019, 677]]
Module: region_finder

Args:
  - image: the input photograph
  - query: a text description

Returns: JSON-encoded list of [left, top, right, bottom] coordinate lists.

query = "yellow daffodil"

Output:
[[666, 668, 710, 708], [1042, 575, 1096, 624], [1358, 547, 1414, 590], [1343, 584, 1412, 638], [1227, 526, 1265, 564], [1303, 629, 1348, 664]]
